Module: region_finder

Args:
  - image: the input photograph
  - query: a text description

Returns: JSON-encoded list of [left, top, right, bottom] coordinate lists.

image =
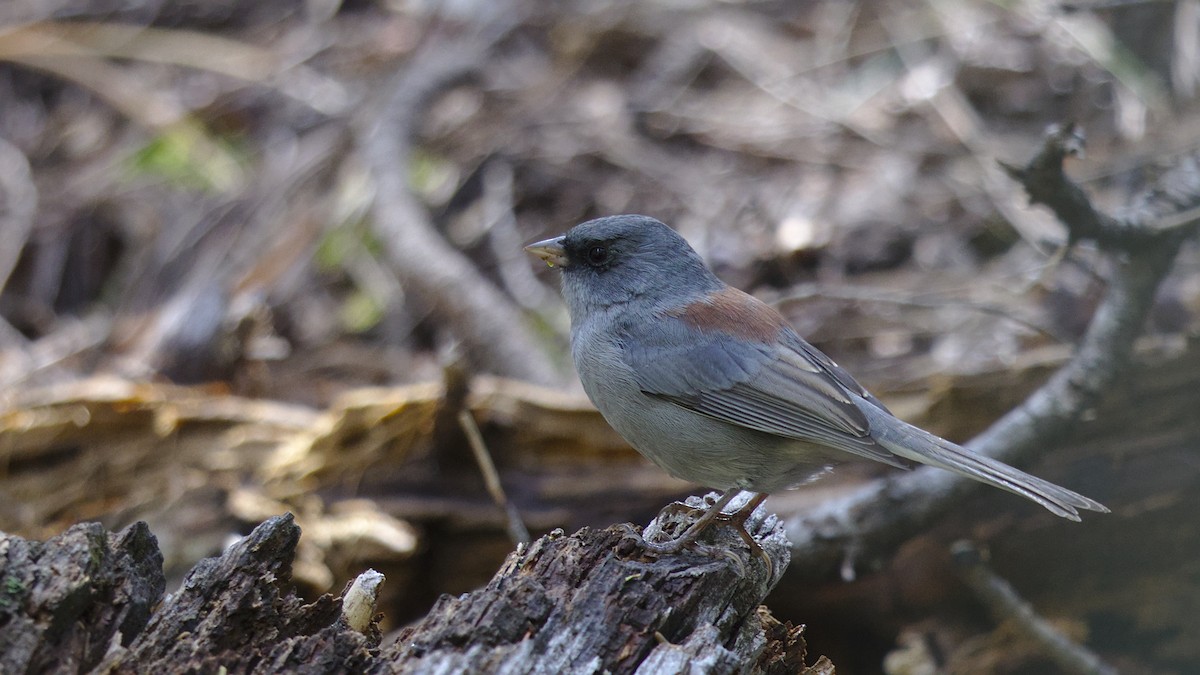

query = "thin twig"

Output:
[[777, 283, 1066, 343], [1154, 201, 1200, 231], [951, 541, 1118, 675], [881, 3, 1059, 257], [458, 409, 531, 545], [0, 314, 111, 389]]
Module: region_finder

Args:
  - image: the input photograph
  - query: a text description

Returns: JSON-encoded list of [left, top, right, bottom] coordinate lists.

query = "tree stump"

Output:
[[0, 521, 164, 673], [0, 496, 833, 674]]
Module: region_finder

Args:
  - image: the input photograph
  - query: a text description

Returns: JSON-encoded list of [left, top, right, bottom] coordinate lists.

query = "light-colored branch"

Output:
[[785, 130, 1199, 580], [356, 12, 559, 385], [0, 136, 36, 295]]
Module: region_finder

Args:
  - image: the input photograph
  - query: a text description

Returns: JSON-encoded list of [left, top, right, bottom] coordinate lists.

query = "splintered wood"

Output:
[[0, 373, 646, 594]]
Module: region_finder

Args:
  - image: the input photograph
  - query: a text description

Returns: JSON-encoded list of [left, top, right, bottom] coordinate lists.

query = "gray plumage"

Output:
[[529, 214, 1107, 521]]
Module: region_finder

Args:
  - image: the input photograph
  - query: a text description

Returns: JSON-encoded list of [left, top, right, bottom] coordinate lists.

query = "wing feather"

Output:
[[622, 301, 907, 468]]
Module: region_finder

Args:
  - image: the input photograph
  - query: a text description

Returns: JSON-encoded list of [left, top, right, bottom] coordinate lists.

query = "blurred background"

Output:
[[2, 1, 1199, 673]]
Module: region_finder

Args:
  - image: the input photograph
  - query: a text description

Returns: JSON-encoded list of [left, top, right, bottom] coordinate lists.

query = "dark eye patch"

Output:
[[586, 245, 609, 266]]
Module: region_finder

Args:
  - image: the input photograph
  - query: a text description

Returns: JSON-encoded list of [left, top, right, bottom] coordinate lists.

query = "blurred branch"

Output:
[[778, 283, 1067, 343], [9, 52, 185, 127], [0, 20, 342, 201], [0, 314, 111, 390], [0, 22, 349, 115], [0, 136, 37, 296], [356, 10, 560, 385], [785, 125, 1200, 580], [111, 126, 345, 383], [0, 22, 278, 79], [481, 159, 554, 311], [1002, 122, 1200, 248], [951, 541, 1118, 675], [2, 50, 245, 195]]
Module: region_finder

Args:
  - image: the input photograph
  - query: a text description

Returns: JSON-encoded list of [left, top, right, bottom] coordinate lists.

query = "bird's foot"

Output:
[[653, 500, 709, 527], [711, 498, 773, 580], [615, 522, 696, 555], [615, 491, 773, 578]]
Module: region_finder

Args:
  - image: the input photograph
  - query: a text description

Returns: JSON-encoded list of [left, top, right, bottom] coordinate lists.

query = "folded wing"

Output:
[[621, 290, 908, 469]]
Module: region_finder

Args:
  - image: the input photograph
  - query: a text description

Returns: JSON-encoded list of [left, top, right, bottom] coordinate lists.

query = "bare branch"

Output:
[[0, 136, 36, 295], [356, 13, 559, 385], [459, 408, 531, 545], [1000, 122, 1200, 248], [785, 131, 1200, 580], [952, 541, 1118, 675]]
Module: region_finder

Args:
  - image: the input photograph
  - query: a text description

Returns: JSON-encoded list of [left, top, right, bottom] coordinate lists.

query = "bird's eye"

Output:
[[586, 245, 610, 266]]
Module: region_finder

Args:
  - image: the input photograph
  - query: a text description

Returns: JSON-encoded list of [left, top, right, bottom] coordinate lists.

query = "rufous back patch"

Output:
[[667, 287, 785, 341]]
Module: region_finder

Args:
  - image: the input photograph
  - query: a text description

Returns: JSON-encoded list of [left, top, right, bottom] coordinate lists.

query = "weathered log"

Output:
[[380, 494, 828, 674], [1, 503, 832, 674], [0, 521, 164, 674], [97, 514, 376, 674]]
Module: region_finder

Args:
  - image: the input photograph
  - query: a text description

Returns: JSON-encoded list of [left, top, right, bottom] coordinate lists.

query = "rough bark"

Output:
[[0, 521, 164, 674], [380, 494, 824, 674], [97, 514, 377, 674], [0, 503, 832, 674]]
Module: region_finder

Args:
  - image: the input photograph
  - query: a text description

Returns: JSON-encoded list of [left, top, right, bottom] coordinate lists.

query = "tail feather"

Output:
[[860, 404, 1109, 520]]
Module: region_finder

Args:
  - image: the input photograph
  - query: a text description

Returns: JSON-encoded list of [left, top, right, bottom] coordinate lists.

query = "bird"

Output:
[[525, 214, 1107, 557]]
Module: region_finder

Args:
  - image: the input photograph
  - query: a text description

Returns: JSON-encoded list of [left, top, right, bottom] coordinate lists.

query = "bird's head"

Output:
[[526, 215, 721, 320]]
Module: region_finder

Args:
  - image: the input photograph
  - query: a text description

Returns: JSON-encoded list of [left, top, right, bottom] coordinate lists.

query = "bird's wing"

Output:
[[622, 287, 907, 468]]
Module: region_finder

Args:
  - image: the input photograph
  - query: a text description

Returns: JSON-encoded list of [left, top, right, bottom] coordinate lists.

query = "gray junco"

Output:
[[526, 215, 1107, 555]]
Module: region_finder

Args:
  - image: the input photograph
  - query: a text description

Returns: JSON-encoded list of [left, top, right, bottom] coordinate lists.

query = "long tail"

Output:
[[859, 403, 1109, 521]]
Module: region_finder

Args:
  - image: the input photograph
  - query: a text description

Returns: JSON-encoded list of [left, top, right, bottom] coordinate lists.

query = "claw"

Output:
[[616, 522, 645, 543], [615, 490, 774, 578], [719, 494, 773, 580]]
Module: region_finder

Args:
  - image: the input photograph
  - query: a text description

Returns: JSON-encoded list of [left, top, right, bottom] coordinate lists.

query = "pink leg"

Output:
[[629, 489, 771, 577]]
